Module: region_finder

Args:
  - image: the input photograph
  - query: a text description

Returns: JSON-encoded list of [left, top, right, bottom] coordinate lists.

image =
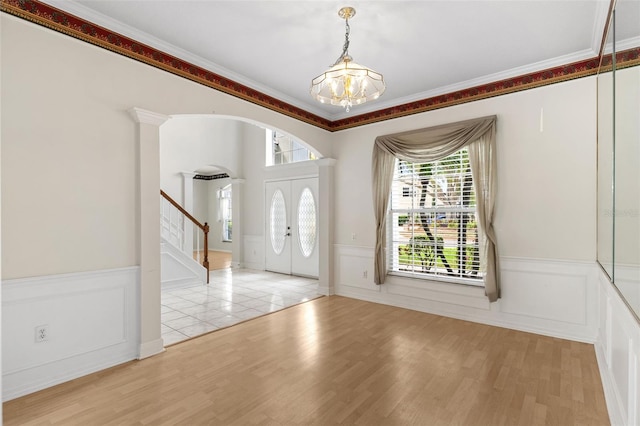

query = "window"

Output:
[[389, 147, 483, 285], [265, 129, 316, 166], [219, 185, 232, 242]]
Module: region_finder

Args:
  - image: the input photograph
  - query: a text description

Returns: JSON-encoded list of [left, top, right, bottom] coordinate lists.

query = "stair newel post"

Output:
[[203, 222, 210, 283]]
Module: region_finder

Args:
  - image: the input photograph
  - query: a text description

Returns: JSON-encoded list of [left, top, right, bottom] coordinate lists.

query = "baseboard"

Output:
[[161, 277, 202, 291], [2, 267, 139, 401], [138, 338, 166, 360], [337, 286, 596, 344], [317, 282, 331, 296], [3, 346, 138, 402], [334, 245, 598, 343], [242, 261, 265, 271]]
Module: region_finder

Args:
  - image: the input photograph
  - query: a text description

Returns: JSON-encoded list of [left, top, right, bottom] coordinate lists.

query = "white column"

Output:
[[128, 107, 169, 359], [317, 158, 336, 295], [231, 178, 245, 268], [181, 172, 196, 254]]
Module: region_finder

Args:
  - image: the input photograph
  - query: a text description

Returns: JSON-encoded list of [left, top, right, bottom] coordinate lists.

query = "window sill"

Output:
[[388, 271, 484, 288]]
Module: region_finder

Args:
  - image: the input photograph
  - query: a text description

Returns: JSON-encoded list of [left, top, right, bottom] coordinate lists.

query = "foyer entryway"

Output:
[[265, 177, 319, 277], [161, 269, 321, 345]]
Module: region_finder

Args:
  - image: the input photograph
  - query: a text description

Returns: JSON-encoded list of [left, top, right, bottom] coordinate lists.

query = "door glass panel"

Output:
[[270, 189, 287, 255], [297, 187, 317, 258]]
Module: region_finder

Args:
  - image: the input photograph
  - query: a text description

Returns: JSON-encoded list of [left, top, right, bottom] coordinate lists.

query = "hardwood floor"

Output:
[[193, 250, 232, 271], [3, 296, 610, 425]]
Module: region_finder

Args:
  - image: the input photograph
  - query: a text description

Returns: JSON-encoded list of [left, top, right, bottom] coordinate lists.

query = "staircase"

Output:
[[160, 190, 209, 289]]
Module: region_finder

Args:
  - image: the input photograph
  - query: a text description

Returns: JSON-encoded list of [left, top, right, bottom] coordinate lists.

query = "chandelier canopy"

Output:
[[310, 7, 385, 113]]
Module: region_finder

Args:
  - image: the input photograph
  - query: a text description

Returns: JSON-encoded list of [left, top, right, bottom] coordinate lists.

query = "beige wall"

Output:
[[1, 15, 330, 280], [331, 77, 597, 262], [2, 12, 598, 279]]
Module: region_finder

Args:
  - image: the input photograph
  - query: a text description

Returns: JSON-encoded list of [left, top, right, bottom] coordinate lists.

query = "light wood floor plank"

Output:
[[3, 296, 610, 425], [193, 250, 231, 271]]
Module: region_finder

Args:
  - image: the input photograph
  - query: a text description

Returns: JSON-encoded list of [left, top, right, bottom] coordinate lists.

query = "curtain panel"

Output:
[[371, 115, 500, 302]]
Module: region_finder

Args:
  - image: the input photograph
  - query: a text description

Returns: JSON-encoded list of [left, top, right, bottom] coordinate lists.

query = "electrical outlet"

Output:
[[35, 325, 49, 343], [363, 270, 368, 279]]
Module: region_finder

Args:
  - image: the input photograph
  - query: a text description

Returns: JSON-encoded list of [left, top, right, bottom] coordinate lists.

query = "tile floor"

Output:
[[161, 268, 321, 345]]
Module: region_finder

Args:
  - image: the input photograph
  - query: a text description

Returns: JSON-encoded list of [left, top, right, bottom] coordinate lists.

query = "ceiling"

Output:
[[41, 1, 613, 121]]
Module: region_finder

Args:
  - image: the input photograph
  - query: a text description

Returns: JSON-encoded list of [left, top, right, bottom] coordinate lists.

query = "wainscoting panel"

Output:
[[243, 235, 265, 271], [614, 263, 640, 319], [499, 257, 589, 325], [334, 245, 379, 292], [2, 267, 139, 401], [334, 245, 598, 343], [595, 269, 640, 426]]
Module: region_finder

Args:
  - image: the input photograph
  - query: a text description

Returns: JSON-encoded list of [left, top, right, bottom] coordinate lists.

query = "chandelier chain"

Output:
[[332, 18, 351, 66]]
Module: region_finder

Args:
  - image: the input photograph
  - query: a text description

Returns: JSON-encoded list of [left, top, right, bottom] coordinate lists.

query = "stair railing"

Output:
[[160, 190, 209, 283]]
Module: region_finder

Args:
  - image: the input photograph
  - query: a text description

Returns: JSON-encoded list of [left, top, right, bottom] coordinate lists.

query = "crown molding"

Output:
[[3, 0, 638, 133], [331, 47, 599, 121], [40, 0, 332, 120]]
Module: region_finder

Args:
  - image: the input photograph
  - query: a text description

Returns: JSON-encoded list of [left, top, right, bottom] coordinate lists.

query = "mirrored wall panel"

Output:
[[597, 0, 640, 318], [597, 20, 614, 280]]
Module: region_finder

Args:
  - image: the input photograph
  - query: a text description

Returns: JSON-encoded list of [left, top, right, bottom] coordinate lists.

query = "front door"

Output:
[[265, 178, 319, 277]]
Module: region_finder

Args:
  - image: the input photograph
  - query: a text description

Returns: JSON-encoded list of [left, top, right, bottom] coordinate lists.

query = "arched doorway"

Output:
[[133, 109, 335, 353]]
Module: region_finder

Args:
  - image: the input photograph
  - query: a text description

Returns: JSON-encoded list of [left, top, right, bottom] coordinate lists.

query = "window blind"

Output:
[[388, 147, 484, 284]]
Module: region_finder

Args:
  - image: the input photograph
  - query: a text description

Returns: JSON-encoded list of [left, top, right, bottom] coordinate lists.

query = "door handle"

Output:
[[285, 232, 291, 237]]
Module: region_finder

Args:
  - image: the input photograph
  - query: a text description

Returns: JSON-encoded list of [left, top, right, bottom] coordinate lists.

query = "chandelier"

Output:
[[310, 7, 385, 113]]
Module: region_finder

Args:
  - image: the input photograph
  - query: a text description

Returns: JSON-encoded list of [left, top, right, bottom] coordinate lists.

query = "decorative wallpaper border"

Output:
[[3, 0, 639, 132]]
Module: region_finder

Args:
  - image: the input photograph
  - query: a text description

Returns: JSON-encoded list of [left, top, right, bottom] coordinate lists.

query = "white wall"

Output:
[[160, 116, 284, 256], [331, 77, 600, 342], [206, 177, 233, 252], [160, 115, 244, 204], [242, 124, 270, 238], [192, 179, 210, 251], [241, 125, 269, 269]]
